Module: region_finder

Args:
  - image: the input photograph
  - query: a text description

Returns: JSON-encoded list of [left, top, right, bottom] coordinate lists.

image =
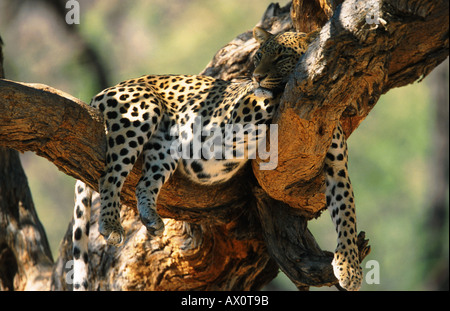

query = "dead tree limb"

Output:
[[0, 0, 448, 290], [0, 37, 54, 291]]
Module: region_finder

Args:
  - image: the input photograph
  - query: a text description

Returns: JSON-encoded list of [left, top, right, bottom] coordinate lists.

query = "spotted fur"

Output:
[[325, 124, 362, 290], [72, 180, 91, 290], [72, 27, 362, 291]]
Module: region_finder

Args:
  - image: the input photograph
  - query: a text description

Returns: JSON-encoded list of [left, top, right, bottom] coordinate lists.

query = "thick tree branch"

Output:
[[0, 37, 53, 291], [253, 0, 449, 212], [0, 79, 253, 224]]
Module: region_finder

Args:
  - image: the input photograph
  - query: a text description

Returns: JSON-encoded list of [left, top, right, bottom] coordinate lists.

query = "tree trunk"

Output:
[[0, 0, 448, 290], [0, 37, 54, 291], [424, 59, 449, 290]]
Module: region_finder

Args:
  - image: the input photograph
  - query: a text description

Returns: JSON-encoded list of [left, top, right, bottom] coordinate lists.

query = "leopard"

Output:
[[71, 26, 362, 291]]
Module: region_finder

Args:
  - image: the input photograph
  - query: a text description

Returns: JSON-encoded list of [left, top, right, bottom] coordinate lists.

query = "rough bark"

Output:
[[0, 37, 54, 291], [0, 148, 54, 291], [253, 0, 449, 212], [291, 0, 344, 33], [0, 0, 448, 290]]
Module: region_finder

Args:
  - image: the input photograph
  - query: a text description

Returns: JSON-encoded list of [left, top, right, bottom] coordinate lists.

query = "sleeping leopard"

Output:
[[72, 26, 363, 291]]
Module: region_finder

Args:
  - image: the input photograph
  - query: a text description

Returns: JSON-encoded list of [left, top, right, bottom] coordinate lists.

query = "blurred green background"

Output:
[[0, 0, 448, 291]]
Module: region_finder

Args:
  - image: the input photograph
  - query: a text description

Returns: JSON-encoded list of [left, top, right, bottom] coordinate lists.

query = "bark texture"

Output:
[[0, 147, 54, 291], [0, 0, 448, 290], [0, 37, 54, 291]]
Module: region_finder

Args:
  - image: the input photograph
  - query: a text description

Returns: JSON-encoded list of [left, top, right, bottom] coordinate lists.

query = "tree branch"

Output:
[[0, 37, 53, 291], [253, 0, 449, 213]]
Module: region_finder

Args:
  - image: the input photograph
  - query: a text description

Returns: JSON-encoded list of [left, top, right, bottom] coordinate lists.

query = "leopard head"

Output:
[[252, 27, 318, 93]]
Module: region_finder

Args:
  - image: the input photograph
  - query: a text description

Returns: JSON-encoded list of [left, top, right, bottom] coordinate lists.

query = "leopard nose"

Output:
[[253, 73, 267, 83]]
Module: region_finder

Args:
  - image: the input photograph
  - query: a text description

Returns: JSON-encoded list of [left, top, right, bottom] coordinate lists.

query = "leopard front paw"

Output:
[[140, 212, 165, 238], [99, 221, 125, 246], [332, 247, 362, 291]]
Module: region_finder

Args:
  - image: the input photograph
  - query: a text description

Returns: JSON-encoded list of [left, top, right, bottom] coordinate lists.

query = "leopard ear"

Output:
[[253, 27, 272, 44], [305, 29, 320, 44]]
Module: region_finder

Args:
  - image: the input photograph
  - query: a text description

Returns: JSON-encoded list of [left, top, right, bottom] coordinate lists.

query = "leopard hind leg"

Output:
[[325, 123, 362, 291], [135, 123, 179, 237]]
